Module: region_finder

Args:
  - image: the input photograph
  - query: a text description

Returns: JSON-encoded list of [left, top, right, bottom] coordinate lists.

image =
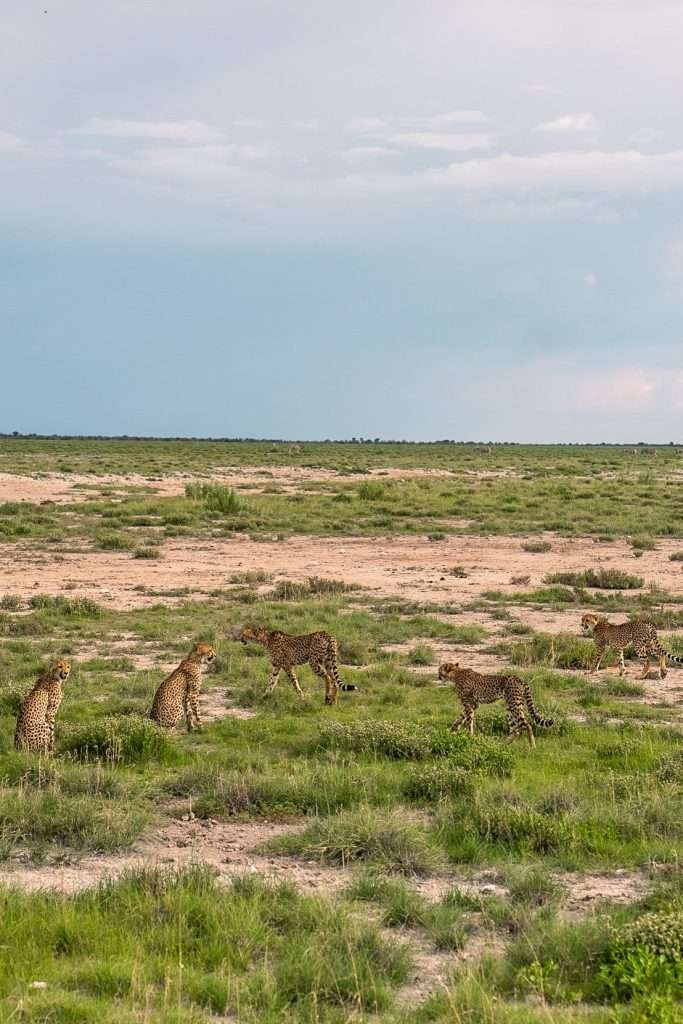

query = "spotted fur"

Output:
[[437, 662, 553, 748], [581, 612, 683, 679], [150, 643, 216, 731], [238, 626, 356, 705], [14, 660, 71, 755]]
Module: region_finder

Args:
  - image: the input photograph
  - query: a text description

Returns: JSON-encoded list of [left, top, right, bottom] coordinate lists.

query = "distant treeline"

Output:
[[0, 434, 680, 447]]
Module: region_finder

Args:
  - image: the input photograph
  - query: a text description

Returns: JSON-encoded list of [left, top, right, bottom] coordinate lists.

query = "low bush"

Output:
[[184, 482, 241, 514], [521, 540, 552, 553], [544, 568, 644, 589], [266, 806, 443, 875], [61, 717, 177, 766]]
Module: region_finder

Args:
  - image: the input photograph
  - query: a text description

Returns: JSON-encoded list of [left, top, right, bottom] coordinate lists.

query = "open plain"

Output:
[[0, 439, 682, 1023]]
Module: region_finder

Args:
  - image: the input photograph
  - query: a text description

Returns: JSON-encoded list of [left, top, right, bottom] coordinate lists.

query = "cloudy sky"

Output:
[[3, 1, 683, 441]]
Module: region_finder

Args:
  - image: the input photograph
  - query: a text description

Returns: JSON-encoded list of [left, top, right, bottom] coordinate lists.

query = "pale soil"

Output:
[[0, 469, 677, 974], [4, 532, 683, 612], [0, 813, 648, 913]]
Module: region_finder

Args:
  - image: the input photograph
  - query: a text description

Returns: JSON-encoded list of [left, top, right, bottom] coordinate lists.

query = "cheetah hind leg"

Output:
[[506, 706, 535, 748], [310, 661, 335, 705], [619, 649, 626, 677], [284, 668, 304, 697], [659, 654, 668, 679], [639, 655, 651, 680], [450, 711, 467, 733]]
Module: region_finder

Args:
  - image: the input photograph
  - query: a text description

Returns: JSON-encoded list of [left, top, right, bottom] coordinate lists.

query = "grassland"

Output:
[[0, 440, 682, 1022]]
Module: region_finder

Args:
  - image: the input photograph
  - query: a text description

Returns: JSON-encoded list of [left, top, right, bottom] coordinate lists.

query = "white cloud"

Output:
[[0, 130, 26, 151], [520, 83, 554, 94], [582, 272, 598, 289], [389, 131, 497, 152], [536, 113, 599, 134], [77, 119, 224, 143], [341, 149, 683, 195], [340, 146, 397, 163], [347, 117, 387, 133], [576, 369, 656, 411], [409, 110, 488, 128]]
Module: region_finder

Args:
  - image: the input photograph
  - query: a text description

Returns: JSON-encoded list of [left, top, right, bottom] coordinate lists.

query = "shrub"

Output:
[[271, 576, 358, 600], [358, 481, 386, 501], [185, 482, 241, 514], [133, 545, 161, 559], [669, 551, 683, 562], [509, 633, 594, 669], [521, 541, 552, 553], [599, 911, 683, 1001], [544, 568, 644, 589], [28, 595, 102, 618], [61, 717, 177, 765], [95, 532, 135, 551], [631, 536, 656, 551], [266, 806, 443, 875], [318, 721, 513, 776], [0, 595, 21, 611], [403, 763, 473, 802], [407, 644, 434, 666]]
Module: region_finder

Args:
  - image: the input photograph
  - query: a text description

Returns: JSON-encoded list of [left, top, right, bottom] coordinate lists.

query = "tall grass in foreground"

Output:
[[0, 866, 411, 1022]]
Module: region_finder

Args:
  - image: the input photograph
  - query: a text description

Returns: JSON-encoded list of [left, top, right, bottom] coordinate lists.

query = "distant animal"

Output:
[[150, 644, 216, 731], [14, 659, 71, 754], [581, 613, 683, 679], [238, 625, 356, 704], [437, 662, 553, 748]]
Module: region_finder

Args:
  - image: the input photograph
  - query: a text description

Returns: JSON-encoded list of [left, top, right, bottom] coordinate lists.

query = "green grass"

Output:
[[1, 439, 683, 1020], [0, 866, 412, 1021]]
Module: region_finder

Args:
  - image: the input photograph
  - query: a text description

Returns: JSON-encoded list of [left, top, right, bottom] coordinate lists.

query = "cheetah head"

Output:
[[437, 662, 461, 682], [581, 613, 601, 634], [192, 643, 216, 665], [238, 626, 266, 646], [52, 659, 71, 681]]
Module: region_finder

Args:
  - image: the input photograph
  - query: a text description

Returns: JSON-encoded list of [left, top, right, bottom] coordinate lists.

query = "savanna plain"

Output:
[[0, 439, 682, 1024]]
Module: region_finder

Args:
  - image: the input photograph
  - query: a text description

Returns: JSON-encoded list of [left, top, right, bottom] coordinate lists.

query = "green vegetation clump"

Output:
[[185, 481, 241, 513], [61, 716, 178, 765], [403, 762, 473, 802], [522, 540, 552, 553], [318, 720, 513, 775], [267, 806, 443, 875], [27, 594, 102, 617], [544, 568, 644, 589], [270, 576, 359, 600], [669, 550, 683, 561], [631, 535, 657, 551], [357, 480, 386, 501]]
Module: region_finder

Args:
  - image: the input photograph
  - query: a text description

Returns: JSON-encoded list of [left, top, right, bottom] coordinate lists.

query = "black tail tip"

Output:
[[340, 684, 357, 692]]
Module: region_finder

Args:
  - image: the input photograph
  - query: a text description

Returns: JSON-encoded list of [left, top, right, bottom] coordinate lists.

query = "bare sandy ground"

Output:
[[4, 532, 683, 611], [0, 466, 473, 504]]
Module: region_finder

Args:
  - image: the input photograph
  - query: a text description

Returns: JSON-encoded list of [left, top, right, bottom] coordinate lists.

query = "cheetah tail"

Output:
[[655, 643, 683, 665], [523, 683, 553, 728], [329, 659, 357, 693]]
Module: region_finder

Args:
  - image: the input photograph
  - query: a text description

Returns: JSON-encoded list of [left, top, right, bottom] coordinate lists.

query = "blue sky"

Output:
[[2, 1, 683, 441]]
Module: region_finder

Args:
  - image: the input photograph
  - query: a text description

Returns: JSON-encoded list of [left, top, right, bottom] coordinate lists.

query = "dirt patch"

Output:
[[5, 531, 683, 613], [0, 819, 342, 895]]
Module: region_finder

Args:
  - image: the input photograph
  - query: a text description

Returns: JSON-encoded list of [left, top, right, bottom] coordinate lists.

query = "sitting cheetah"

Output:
[[238, 626, 356, 705], [14, 659, 71, 754], [437, 662, 553, 748], [581, 612, 683, 679], [150, 643, 216, 731]]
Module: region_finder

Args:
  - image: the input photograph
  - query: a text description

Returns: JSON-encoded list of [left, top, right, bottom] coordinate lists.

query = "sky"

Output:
[[2, 0, 683, 442]]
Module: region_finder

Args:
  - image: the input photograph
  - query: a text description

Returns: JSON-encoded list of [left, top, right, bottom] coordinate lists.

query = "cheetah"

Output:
[[238, 626, 356, 705], [150, 643, 216, 731], [14, 659, 71, 755], [437, 662, 553, 748], [581, 612, 683, 679]]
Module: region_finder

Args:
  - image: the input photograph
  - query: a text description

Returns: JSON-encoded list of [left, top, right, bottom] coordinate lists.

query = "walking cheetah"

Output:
[[581, 613, 683, 679], [14, 659, 71, 754], [150, 643, 216, 731], [238, 626, 356, 705], [437, 662, 553, 748]]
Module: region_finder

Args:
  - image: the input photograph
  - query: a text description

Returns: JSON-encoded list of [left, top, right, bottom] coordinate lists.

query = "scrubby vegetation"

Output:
[[0, 439, 682, 1021]]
